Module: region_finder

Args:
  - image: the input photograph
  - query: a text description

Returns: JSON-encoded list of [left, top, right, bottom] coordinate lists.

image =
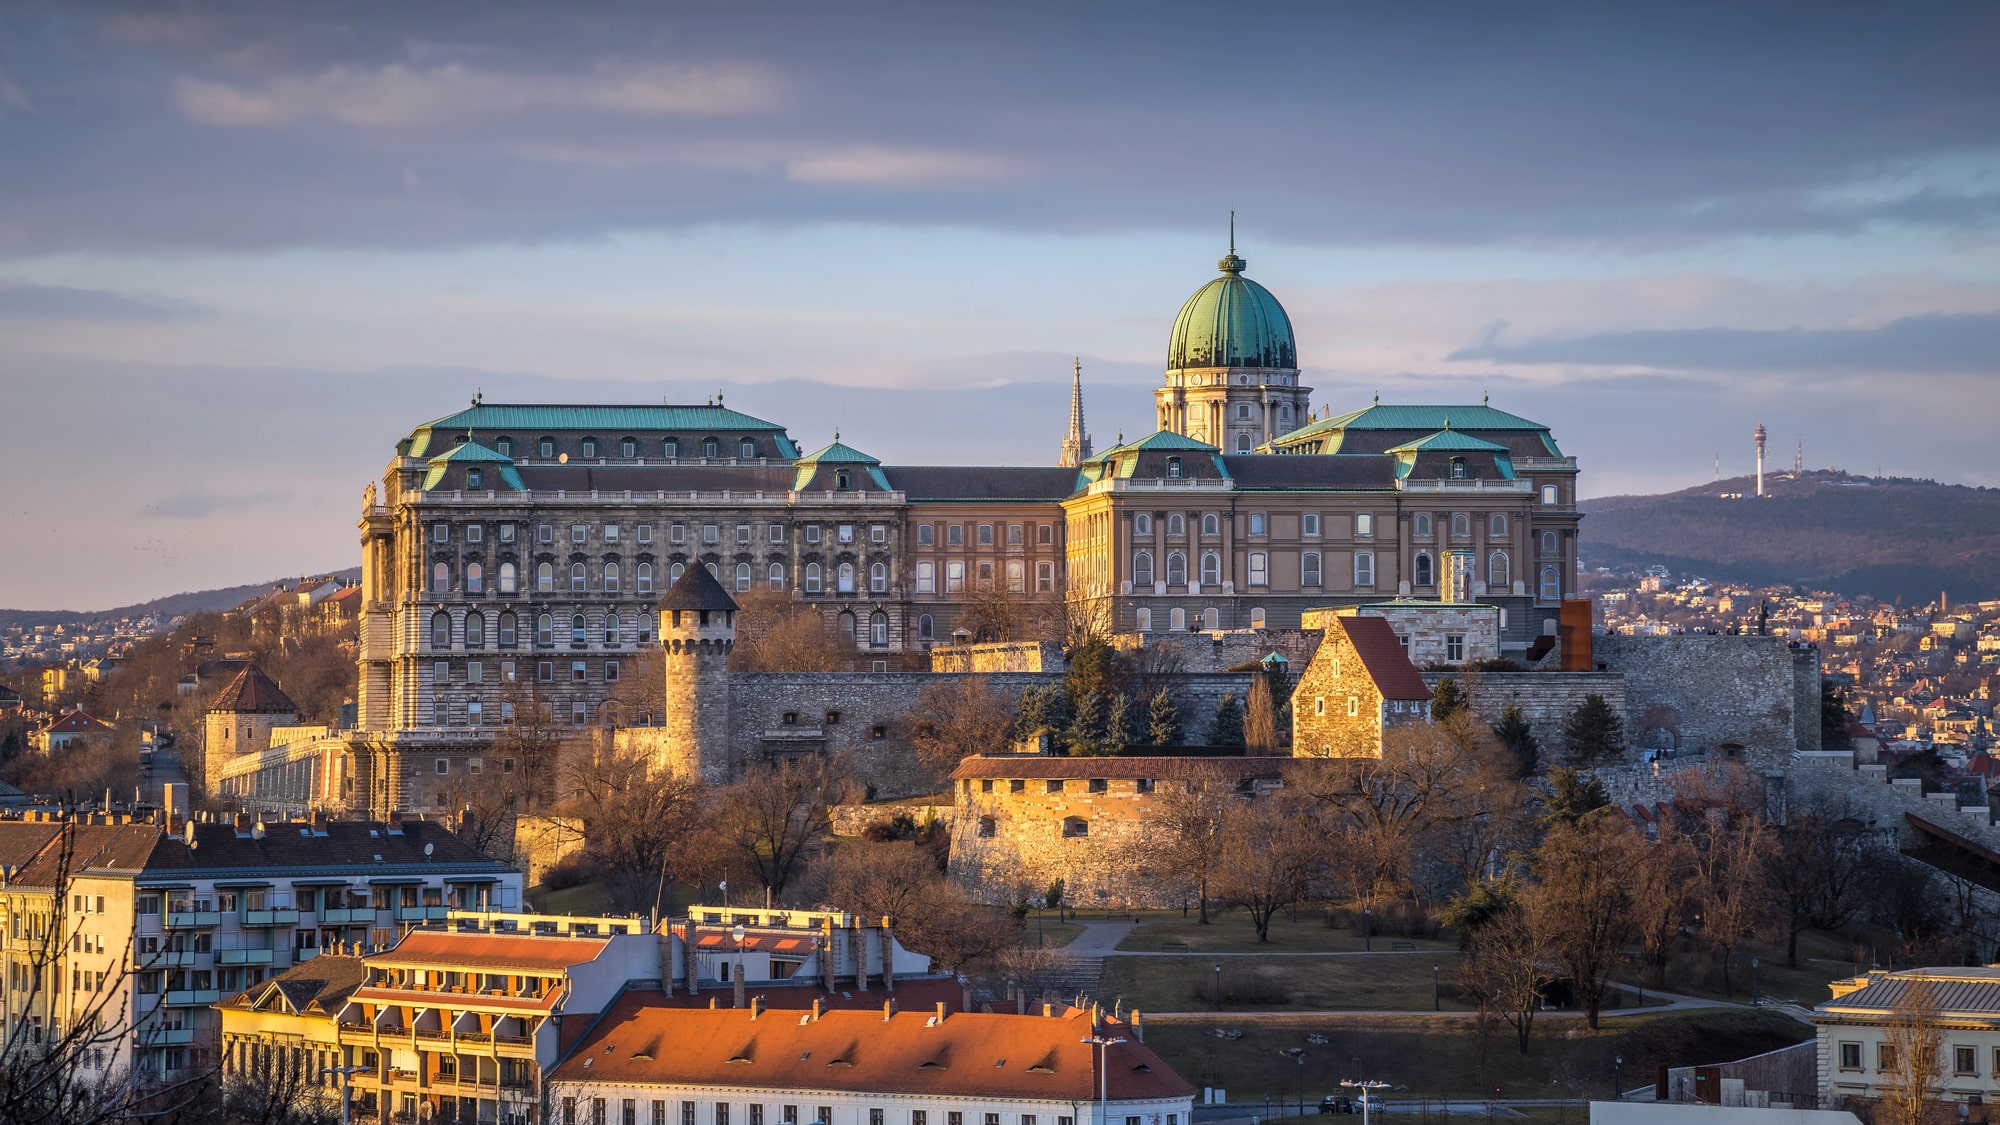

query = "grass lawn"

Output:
[[1021, 913, 1086, 948], [1104, 953, 1475, 1012], [1639, 929, 1869, 1007], [528, 881, 612, 916], [1138, 1010, 1810, 1103], [1118, 910, 1459, 954]]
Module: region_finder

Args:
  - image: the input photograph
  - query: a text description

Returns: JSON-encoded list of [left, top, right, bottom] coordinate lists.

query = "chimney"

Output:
[[883, 999, 896, 1021], [233, 812, 253, 838], [880, 916, 896, 992], [811, 998, 825, 1021], [961, 979, 974, 1014], [935, 1001, 948, 1023], [818, 916, 836, 994], [1132, 1010, 1144, 1042], [684, 923, 699, 997], [733, 961, 746, 1010], [750, 996, 765, 1020], [1042, 1002, 1054, 1018], [852, 915, 868, 992], [161, 783, 184, 832]]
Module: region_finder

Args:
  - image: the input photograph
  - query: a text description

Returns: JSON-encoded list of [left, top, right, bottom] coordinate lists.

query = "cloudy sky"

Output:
[[1, 1, 1996, 610]]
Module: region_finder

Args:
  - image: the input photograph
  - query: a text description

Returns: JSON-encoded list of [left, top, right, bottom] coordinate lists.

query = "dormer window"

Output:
[[702, 437, 720, 459], [835, 469, 851, 490], [466, 469, 482, 490], [664, 439, 679, 459], [539, 437, 554, 458], [581, 438, 598, 458], [620, 437, 636, 458], [495, 438, 511, 457], [740, 438, 757, 459], [1451, 457, 1467, 479], [1166, 457, 1183, 479]]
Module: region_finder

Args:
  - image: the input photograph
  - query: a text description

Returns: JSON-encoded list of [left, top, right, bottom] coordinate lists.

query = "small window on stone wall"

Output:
[[1088, 778, 1108, 793], [1062, 817, 1089, 838], [1046, 780, 1063, 794], [782, 712, 798, 725], [978, 817, 996, 838], [824, 710, 841, 725], [1009, 779, 1025, 793], [869, 725, 887, 741]]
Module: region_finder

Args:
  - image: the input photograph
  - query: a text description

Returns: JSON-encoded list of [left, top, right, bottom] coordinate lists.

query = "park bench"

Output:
[[1391, 941, 1416, 950], [1161, 940, 1190, 951]]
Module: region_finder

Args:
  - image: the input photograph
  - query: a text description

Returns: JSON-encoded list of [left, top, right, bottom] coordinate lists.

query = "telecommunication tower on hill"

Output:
[[1754, 422, 1767, 497]]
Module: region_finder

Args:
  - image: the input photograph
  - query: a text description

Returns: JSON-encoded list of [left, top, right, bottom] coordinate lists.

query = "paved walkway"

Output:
[[1067, 921, 1137, 958]]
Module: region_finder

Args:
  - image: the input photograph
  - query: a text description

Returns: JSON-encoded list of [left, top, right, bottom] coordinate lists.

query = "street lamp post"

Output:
[[1750, 958, 1760, 1003], [1341, 1078, 1390, 1125], [1083, 1032, 1129, 1125], [1433, 964, 1441, 1011], [1613, 1054, 1624, 1101], [1284, 1048, 1307, 1117], [322, 1063, 373, 1125], [733, 923, 748, 989], [1213, 964, 1223, 1012], [1362, 908, 1371, 952], [719, 879, 728, 908]]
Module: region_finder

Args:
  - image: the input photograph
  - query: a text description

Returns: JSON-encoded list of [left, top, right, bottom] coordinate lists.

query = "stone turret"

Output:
[[657, 564, 738, 785], [203, 664, 298, 799]]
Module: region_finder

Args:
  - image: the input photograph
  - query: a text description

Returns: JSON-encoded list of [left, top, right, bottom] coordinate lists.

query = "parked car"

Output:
[[1319, 1097, 1353, 1115]]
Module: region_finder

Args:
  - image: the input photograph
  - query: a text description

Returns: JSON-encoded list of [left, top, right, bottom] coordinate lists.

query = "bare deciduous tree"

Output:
[[708, 757, 852, 899], [731, 589, 846, 672], [1212, 794, 1324, 943], [1141, 763, 1237, 923], [1459, 901, 1556, 1055], [905, 678, 1019, 780], [1532, 817, 1637, 1030], [1880, 976, 1946, 1125]]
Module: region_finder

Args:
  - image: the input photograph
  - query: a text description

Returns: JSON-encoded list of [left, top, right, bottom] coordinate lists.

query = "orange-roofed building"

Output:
[[547, 995, 1195, 1125], [34, 706, 116, 753], [1290, 612, 1433, 759]]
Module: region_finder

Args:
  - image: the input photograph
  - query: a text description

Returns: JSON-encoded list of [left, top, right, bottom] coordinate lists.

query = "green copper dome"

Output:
[[1167, 251, 1297, 371]]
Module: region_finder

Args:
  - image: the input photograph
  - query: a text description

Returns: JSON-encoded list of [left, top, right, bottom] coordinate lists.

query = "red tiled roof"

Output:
[[636, 977, 962, 1013], [350, 985, 562, 1015], [209, 665, 297, 714], [951, 756, 1296, 781], [368, 929, 612, 973], [1337, 616, 1432, 700], [553, 995, 1195, 1102], [693, 932, 821, 954], [46, 708, 115, 734]]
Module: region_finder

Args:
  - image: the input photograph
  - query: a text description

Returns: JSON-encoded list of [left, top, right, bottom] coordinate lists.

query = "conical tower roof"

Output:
[[656, 562, 739, 614]]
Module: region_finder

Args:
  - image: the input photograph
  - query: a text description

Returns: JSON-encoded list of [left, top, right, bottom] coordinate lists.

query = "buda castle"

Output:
[[211, 241, 1582, 816]]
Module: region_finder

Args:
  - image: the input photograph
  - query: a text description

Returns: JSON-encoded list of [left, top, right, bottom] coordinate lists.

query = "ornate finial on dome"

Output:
[[1373, 392, 1379, 406], [1483, 391, 1489, 405], [1217, 210, 1246, 274], [1444, 415, 1452, 430], [833, 429, 840, 442]]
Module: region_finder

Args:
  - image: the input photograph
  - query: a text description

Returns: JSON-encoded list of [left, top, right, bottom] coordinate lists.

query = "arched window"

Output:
[[1134, 513, 1152, 536], [837, 562, 855, 593], [918, 613, 934, 640], [768, 562, 786, 590], [1414, 553, 1434, 587], [1489, 552, 1509, 589], [805, 562, 823, 593], [1200, 551, 1221, 585], [1133, 551, 1154, 587], [498, 562, 516, 594], [603, 562, 620, 593], [537, 562, 553, 593], [1166, 457, 1183, 479], [702, 437, 720, 459], [498, 612, 517, 647], [1542, 530, 1559, 555], [870, 611, 889, 646], [604, 616, 619, 644], [620, 437, 636, 458], [433, 562, 450, 591], [1235, 434, 1252, 453], [1452, 513, 1471, 538], [735, 563, 751, 591], [1201, 513, 1219, 537], [1165, 552, 1186, 586], [1414, 513, 1433, 538], [1302, 552, 1322, 587], [1202, 607, 1219, 630], [570, 614, 587, 644], [464, 612, 485, 648], [1450, 457, 1467, 479], [669, 562, 685, 584], [1354, 551, 1376, 588], [638, 613, 654, 643], [705, 562, 719, 578], [1134, 607, 1152, 632], [636, 563, 653, 594], [664, 438, 679, 459], [1169, 607, 1186, 630], [1490, 513, 1508, 536], [539, 437, 555, 458], [430, 611, 451, 650], [569, 562, 586, 592], [839, 611, 856, 644], [464, 562, 482, 593], [835, 469, 852, 491], [1168, 514, 1185, 536], [870, 562, 888, 593], [1541, 567, 1561, 600], [536, 613, 553, 646], [739, 438, 757, 459]]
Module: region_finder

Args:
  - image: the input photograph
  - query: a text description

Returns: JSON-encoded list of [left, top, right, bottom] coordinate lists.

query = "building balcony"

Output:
[[142, 950, 202, 968], [244, 908, 301, 927], [164, 989, 221, 1006], [141, 1027, 197, 1046], [165, 911, 221, 928], [218, 948, 275, 965], [318, 908, 376, 924], [394, 905, 452, 923]]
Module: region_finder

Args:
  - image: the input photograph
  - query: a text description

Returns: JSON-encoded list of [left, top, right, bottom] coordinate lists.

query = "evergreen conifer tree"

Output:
[[1210, 693, 1246, 748], [1432, 676, 1466, 721], [1069, 689, 1113, 756], [1146, 689, 1183, 746], [1103, 692, 1136, 755], [1014, 684, 1073, 751], [1560, 693, 1626, 762], [1492, 704, 1540, 777]]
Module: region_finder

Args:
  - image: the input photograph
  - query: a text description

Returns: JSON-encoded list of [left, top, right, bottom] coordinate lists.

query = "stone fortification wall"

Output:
[[829, 802, 953, 837], [511, 814, 586, 885], [1348, 604, 1502, 668], [1792, 646, 1823, 753], [1421, 670, 1627, 761], [1596, 634, 1811, 769], [1112, 629, 1321, 674], [929, 642, 1066, 674]]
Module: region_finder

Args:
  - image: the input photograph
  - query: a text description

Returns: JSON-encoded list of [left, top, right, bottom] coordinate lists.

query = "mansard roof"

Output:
[[408, 403, 796, 458], [422, 439, 528, 492], [1272, 402, 1563, 458], [882, 466, 1080, 502], [793, 439, 894, 492]]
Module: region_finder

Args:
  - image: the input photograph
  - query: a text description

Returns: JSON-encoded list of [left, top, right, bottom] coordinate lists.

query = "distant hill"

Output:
[[0, 567, 362, 631], [1580, 471, 2000, 603]]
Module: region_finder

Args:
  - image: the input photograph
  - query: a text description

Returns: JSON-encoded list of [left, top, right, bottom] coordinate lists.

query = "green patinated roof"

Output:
[[1383, 429, 1512, 454], [408, 403, 797, 458], [422, 440, 527, 491], [792, 439, 892, 492], [1273, 402, 1562, 457], [1092, 429, 1221, 457], [1167, 252, 1297, 371]]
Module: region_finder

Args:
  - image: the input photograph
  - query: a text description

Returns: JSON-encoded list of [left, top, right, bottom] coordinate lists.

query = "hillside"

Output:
[[1580, 471, 2000, 603], [0, 567, 362, 632]]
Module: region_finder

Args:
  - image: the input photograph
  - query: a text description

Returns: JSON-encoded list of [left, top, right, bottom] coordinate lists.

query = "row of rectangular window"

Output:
[[561, 1103, 1115, 1125], [496, 435, 762, 461], [434, 522, 894, 548], [431, 658, 621, 684], [429, 696, 612, 727], [914, 523, 1054, 547], [912, 560, 1055, 594], [1839, 1042, 1999, 1077], [433, 558, 911, 598]]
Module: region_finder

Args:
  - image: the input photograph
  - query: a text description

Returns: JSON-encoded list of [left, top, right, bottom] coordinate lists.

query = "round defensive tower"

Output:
[[655, 563, 738, 785]]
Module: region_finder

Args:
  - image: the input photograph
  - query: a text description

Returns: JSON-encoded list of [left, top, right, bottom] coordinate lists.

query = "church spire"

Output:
[[1059, 357, 1093, 467]]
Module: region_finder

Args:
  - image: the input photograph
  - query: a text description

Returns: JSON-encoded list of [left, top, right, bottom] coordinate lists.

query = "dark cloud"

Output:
[[0, 1, 1995, 255], [0, 279, 200, 319], [1448, 311, 2000, 376]]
